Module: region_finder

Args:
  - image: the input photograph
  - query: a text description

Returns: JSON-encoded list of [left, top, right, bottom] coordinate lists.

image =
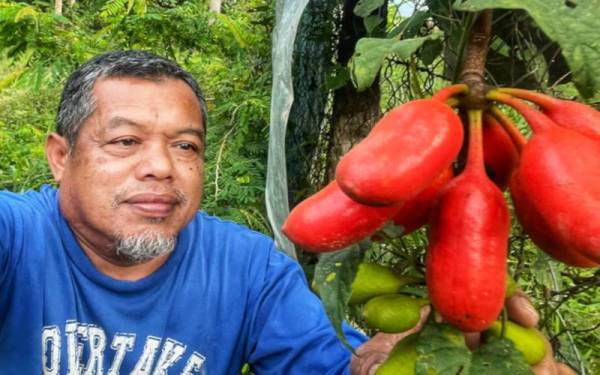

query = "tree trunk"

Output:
[[54, 0, 62, 15], [286, 0, 339, 203], [326, 0, 387, 180], [209, 0, 222, 13]]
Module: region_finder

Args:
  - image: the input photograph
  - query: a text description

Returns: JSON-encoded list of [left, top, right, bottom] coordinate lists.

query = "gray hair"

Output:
[[56, 50, 208, 146], [115, 231, 176, 264]]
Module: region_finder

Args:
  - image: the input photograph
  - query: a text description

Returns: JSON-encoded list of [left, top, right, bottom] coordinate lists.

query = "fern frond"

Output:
[[100, 0, 128, 18], [132, 0, 147, 16], [14, 6, 38, 23], [0, 67, 24, 91], [215, 13, 248, 49]]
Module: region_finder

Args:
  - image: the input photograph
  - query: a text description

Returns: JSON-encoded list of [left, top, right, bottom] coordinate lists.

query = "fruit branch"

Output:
[[458, 10, 493, 108], [466, 109, 484, 171]]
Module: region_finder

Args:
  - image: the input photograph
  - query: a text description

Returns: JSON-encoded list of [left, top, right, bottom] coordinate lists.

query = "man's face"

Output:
[[55, 77, 204, 262]]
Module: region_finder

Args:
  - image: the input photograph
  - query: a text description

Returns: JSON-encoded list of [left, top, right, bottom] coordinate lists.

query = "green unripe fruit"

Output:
[[375, 333, 418, 375], [486, 320, 546, 365], [505, 274, 517, 298], [349, 262, 420, 305], [363, 294, 426, 333]]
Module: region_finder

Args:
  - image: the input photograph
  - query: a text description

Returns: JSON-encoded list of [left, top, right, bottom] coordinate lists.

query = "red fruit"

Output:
[[488, 92, 600, 266], [482, 113, 519, 190], [497, 88, 600, 141], [510, 129, 600, 266], [335, 99, 463, 206], [510, 171, 598, 267], [282, 181, 402, 252], [391, 166, 453, 234], [426, 110, 509, 332]]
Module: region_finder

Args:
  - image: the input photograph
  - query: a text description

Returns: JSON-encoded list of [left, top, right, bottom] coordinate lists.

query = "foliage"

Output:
[[313, 244, 363, 349], [455, 0, 600, 99], [303, 0, 599, 373], [0, 0, 274, 233], [0, 87, 57, 190]]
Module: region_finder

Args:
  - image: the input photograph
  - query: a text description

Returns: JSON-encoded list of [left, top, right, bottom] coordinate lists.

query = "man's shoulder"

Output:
[[0, 185, 58, 216], [185, 212, 287, 283], [193, 211, 274, 248]]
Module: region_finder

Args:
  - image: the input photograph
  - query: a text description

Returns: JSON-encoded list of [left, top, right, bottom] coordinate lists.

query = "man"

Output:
[[0, 51, 573, 374]]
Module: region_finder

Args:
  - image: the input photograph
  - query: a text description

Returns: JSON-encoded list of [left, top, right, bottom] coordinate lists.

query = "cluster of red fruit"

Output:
[[282, 84, 600, 332]]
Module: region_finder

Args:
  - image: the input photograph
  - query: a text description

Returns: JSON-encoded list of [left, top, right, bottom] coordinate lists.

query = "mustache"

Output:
[[111, 187, 188, 208]]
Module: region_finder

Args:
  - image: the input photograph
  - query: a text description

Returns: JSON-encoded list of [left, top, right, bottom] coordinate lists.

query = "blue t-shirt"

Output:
[[0, 186, 366, 374]]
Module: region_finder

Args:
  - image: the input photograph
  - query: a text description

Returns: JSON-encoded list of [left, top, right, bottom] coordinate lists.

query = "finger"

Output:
[[533, 361, 557, 375], [350, 350, 387, 375], [368, 364, 381, 375], [464, 332, 480, 351], [532, 336, 557, 375], [556, 363, 578, 375], [506, 290, 539, 327]]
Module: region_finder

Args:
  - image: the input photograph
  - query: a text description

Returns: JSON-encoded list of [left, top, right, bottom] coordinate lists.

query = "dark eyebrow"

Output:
[[106, 116, 204, 142]]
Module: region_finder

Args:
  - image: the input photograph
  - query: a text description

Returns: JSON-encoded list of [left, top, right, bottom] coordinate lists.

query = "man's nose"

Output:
[[135, 142, 175, 181]]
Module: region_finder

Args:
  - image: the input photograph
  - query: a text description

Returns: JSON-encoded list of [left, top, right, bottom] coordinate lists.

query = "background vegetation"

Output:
[[0, 0, 273, 230], [0, 0, 598, 373]]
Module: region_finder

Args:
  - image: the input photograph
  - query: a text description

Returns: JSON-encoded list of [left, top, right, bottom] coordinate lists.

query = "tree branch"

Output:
[[459, 10, 493, 108]]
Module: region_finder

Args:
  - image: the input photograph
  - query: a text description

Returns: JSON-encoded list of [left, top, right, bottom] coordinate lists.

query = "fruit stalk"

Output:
[[486, 91, 554, 133], [489, 106, 527, 151], [466, 109, 485, 172], [432, 83, 469, 102], [497, 87, 600, 141]]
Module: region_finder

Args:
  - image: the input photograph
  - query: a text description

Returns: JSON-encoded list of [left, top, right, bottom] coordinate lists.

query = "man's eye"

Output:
[[113, 138, 138, 146], [176, 143, 199, 152]]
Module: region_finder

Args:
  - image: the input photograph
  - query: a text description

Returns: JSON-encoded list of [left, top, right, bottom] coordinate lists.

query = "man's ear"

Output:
[[46, 133, 70, 183]]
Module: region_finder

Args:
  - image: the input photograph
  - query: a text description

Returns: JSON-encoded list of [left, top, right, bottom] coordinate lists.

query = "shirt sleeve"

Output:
[[245, 242, 368, 375], [0, 192, 14, 286]]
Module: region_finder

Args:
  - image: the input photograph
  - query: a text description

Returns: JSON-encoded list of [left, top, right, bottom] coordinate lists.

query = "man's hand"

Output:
[[507, 291, 577, 375], [350, 291, 577, 375], [350, 305, 430, 375]]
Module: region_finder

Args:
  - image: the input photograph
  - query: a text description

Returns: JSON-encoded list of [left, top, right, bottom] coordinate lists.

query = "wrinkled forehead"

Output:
[[91, 75, 205, 128], [93, 77, 203, 126]]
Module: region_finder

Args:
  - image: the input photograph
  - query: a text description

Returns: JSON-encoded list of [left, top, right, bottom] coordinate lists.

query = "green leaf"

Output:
[[100, 0, 127, 17], [350, 32, 441, 91], [215, 13, 249, 49], [14, 6, 38, 23], [454, 0, 600, 98], [363, 15, 384, 35], [354, 0, 386, 18], [126, 0, 135, 14], [414, 320, 534, 375], [388, 10, 430, 39], [415, 320, 471, 375], [471, 338, 533, 375], [324, 65, 351, 91], [313, 246, 363, 350], [418, 38, 443, 66]]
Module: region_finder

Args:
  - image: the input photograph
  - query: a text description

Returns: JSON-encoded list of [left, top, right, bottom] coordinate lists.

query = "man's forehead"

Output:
[[94, 76, 184, 94], [91, 77, 203, 125], [92, 77, 202, 117]]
